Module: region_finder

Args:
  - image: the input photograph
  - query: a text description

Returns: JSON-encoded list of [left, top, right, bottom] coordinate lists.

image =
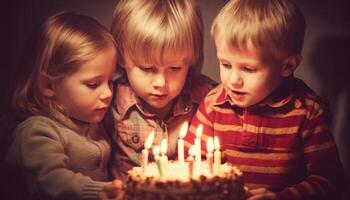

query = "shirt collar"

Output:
[[214, 76, 302, 110], [262, 76, 302, 109], [114, 82, 142, 118], [114, 81, 199, 120]]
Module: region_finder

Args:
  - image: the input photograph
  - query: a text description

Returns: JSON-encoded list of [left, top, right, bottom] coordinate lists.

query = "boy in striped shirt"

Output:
[[184, 0, 345, 199]]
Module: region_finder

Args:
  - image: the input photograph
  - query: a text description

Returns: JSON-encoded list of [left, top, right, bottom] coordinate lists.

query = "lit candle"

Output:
[[194, 125, 203, 165], [160, 139, 168, 159], [159, 139, 168, 177], [178, 122, 188, 163], [153, 145, 162, 177], [214, 136, 221, 175], [187, 145, 195, 179], [141, 131, 155, 167], [206, 137, 214, 173], [153, 145, 160, 160]]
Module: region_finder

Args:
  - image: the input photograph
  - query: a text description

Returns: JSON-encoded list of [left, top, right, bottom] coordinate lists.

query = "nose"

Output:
[[152, 73, 167, 90], [228, 69, 243, 88], [99, 83, 113, 102]]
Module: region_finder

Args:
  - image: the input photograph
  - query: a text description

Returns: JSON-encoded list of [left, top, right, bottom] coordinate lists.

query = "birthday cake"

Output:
[[124, 161, 245, 200]]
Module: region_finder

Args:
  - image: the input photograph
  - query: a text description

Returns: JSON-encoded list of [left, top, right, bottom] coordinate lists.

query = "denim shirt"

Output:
[[108, 75, 216, 182]]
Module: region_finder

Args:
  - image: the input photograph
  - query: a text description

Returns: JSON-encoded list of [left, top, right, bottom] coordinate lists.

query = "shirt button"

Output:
[[131, 135, 140, 144], [184, 106, 189, 112]]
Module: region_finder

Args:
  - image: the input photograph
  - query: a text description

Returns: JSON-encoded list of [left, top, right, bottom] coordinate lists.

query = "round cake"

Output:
[[125, 161, 245, 200]]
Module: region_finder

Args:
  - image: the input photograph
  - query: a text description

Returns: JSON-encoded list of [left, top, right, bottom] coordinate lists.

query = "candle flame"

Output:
[[145, 131, 155, 149], [195, 124, 203, 138], [160, 139, 168, 155], [153, 145, 160, 156], [189, 145, 196, 156], [179, 122, 188, 138], [206, 137, 214, 153], [214, 136, 220, 150]]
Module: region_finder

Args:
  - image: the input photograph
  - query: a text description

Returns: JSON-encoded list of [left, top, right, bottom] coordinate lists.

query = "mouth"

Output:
[[231, 90, 246, 95], [96, 107, 108, 113], [151, 93, 168, 98], [228, 89, 247, 100]]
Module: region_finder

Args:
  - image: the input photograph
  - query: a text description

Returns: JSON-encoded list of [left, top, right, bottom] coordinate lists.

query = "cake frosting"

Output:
[[125, 161, 245, 200]]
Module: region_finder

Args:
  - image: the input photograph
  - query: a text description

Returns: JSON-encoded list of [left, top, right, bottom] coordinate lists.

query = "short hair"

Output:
[[211, 0, 306, 59], [13, 11, 117, 119], [111, 0, 203, 83]]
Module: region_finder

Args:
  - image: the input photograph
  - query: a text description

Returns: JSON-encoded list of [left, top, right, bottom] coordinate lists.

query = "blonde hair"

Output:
[[13, 11, 117, 119], [211, 0, 306, 59], [111, 0, 203, 84]]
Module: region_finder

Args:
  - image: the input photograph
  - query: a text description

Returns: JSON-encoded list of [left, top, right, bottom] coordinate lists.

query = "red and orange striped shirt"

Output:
[[184, 77, 345, 200]]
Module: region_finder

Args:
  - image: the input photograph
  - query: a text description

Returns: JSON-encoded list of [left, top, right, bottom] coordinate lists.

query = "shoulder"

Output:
[[16, 115, 60, 130], [196, 84, 224, 114], [194, 74, 218, 90], [187, 74, 218, 103], [204, 84, 223, 104], [13, 115, 67, 142], [293, 78, 331, 120]]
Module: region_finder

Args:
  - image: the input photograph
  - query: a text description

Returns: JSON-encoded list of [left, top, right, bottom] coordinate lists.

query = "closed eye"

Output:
[[220, 60, 231, 69], [139, 66, 156, 73], [243, 66, 257, 73], [86, 82, 100, 89], [169, 66, 182, 72]]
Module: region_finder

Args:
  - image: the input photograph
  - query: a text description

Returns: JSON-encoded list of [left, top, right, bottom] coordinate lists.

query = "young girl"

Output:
[[6, 11, 123, 200], [108, 0, 216, 182]]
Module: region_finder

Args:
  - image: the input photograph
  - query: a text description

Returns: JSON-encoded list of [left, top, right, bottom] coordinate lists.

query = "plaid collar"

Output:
[[214, 76, 303, 111], [114, 81, 204, 120]]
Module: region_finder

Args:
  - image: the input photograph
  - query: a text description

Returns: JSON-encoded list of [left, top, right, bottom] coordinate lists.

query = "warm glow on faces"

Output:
[[54, 46, 117, 123], [124, 52, 189, 117], [215, 36, 286, 108]]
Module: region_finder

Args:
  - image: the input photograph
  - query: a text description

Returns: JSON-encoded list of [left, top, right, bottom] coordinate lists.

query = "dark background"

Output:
[[1, 0, 349, 199]]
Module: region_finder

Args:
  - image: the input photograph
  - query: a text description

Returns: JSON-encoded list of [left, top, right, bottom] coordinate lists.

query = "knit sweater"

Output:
[[6, 116, 111, 200], [184, 77, 345, 200]]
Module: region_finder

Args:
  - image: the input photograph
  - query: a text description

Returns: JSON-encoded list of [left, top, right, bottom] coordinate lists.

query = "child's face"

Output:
[[54, 47, 117, 123], [215, 39, 287, 108], [124, 53, 189, 116]]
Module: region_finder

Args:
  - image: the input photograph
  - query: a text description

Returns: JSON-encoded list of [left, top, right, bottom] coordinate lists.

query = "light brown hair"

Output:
[[111, 0, 203, 85], [211, 0, 306, 60], [13, 11, 117, 119]]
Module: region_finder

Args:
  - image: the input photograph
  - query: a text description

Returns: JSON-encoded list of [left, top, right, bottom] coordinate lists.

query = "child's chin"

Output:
[[233, 102, 250, 108], [148, 100, 171, 109], [88, 116, 104, 123]]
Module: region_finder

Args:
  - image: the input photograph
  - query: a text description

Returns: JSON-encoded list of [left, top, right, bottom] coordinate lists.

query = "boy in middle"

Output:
[[108, 0, 216, 183]]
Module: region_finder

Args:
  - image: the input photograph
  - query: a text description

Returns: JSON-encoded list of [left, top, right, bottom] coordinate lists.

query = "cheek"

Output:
[[169, 73, 187, 91], [243, 74, 265, 91], [127, 71, 145, 86], [220, 70, 229, 83], [248, 74, 275, 94]]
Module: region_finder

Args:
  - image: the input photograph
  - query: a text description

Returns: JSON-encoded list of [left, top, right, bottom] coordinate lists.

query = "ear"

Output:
[[39, 74, 56, 98], [281, 54, 302, 77]]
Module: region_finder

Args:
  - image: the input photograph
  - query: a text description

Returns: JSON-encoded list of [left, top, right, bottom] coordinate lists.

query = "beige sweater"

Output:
[[6, 116, 111, 200]]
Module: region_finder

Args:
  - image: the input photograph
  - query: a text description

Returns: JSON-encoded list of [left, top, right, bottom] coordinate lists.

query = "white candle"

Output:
[[187, 145, 196, 179], [206, 137, 214, 173], [194, 124, 203, 165], [160, 139, 168, 159], [153, 146, 162, 177], [153, 145, 160, 160], [214, 136, 221, 175], [159, 139, 168, 177], [178, 122, 188, 163], [141, 131, 155, 167]]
